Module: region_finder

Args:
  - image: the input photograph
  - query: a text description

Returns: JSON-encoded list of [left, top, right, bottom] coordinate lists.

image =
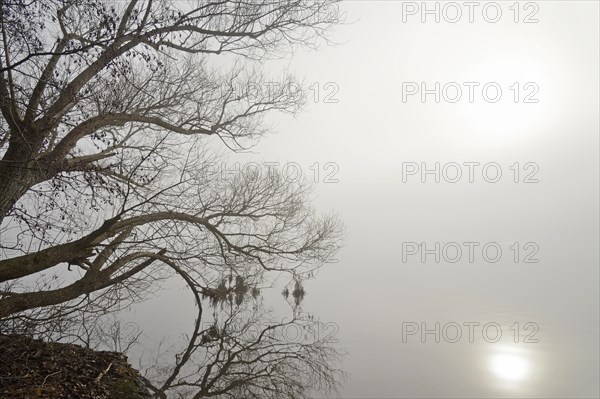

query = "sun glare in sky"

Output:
[[459, 54, 551, 147]]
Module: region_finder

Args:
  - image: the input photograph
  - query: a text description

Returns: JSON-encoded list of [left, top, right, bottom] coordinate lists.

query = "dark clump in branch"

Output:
[[202, 275, 258, 307]]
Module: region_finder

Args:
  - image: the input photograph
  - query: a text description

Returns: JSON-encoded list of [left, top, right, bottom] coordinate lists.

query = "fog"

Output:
[[1, 1, 598, 398]]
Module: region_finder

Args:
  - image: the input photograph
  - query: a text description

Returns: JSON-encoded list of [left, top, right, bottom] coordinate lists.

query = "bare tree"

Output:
[[142, 299, 345, 399], [0, 0, 344, 396]]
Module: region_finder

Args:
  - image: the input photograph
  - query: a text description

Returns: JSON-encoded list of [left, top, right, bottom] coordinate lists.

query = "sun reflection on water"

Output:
[[488, 345, 533, 390]]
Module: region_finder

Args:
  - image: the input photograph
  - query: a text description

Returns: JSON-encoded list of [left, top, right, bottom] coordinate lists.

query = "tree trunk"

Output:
[[0, 134, 47, 225]]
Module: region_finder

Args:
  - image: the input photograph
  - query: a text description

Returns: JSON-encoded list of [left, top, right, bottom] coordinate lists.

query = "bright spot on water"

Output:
[[489, 346, 532, 384]]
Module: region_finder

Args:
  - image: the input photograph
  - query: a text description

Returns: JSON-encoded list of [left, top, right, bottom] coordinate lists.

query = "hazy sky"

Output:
[[131, 1, 599, 397]]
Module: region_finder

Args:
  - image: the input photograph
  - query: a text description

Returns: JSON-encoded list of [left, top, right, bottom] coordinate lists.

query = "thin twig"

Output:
[[42, 370, 61, 386]]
